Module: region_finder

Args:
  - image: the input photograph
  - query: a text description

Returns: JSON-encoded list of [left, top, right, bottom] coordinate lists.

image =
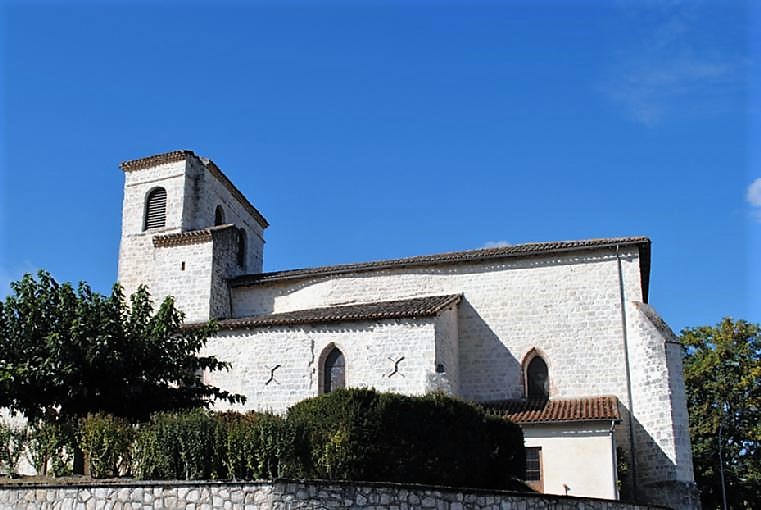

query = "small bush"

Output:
[[79, 413, 134, 478], [28, 420, 76, 477], [0, 421, 28, 477], [132, 409, 226, 480], [222, 412, 294, 480]]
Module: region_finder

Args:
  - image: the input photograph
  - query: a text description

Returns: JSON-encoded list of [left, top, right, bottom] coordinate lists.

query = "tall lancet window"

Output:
[[526, 356, 549, 401], [144, 187, 167, 230], [214, 205, 225, 226], [323, 347, 345, 394]]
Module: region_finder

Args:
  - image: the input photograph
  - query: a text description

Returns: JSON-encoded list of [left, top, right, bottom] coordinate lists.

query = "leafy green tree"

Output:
[[682, 318, 760, 509], [0, 271, 244, 423]]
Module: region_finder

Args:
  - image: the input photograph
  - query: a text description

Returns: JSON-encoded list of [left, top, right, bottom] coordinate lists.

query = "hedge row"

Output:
[[1, 389, 528, 490]]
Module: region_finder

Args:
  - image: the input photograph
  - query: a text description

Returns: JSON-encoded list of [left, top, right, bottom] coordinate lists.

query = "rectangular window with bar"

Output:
[[525, 446, 543, 492]]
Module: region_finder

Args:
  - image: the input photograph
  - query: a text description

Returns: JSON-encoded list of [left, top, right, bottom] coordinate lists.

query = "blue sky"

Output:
[[1, 0, 758, 333]]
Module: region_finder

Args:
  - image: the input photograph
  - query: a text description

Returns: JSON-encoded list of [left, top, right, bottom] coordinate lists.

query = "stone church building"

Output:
[[118, 150, 698, 510]]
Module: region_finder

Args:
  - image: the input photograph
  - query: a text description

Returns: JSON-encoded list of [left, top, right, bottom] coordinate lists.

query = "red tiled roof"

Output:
[[482, 396, 621, 424], [211, 294, 462, 330]]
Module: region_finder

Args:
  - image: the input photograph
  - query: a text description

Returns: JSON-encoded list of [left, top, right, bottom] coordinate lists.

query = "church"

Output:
[[117, 150, 698, 510]]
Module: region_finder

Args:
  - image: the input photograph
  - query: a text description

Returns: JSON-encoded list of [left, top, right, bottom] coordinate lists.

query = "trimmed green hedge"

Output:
[[286, 389, 525, 489], [14, 389, 527, 490]]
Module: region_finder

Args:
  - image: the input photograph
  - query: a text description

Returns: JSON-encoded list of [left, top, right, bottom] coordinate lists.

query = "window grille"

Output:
[[144, 188, 167, 230], [525, 447, 542, 481]]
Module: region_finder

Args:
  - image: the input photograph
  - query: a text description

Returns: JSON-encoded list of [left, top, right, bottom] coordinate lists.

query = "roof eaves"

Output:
[[231, 237, 651, 288]]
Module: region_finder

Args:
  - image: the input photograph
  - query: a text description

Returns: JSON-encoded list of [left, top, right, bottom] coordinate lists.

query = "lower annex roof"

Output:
[[213, 294, 462, 330], [481, 395, 621, 424]]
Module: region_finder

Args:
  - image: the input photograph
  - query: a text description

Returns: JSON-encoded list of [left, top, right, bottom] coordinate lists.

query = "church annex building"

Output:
[[117, 150, 698, 510]]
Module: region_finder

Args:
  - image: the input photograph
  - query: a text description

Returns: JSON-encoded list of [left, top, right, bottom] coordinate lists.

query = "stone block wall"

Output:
[[230, 248, 644, 404], [203, 318, 440, 414], [118, 153, 267, 322], [0, 479, 674, 510]]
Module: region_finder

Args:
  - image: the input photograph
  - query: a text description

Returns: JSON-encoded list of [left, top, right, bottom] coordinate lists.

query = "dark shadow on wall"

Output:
[[457, 298, 522, 402], [617, 405, 699, 510]]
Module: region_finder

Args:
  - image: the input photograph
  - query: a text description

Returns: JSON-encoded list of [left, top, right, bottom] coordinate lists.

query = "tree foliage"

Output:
[[682, 318, 760, 509], [0, 271, 244, 423]]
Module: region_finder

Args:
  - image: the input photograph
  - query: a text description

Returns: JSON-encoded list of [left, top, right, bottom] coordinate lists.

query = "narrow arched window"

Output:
[[236, 228, 246, 268], [323, 347, 345, 393], [144, 188, 167, 230], [214, 206, 225, 226], [527, 356, 549, 400]]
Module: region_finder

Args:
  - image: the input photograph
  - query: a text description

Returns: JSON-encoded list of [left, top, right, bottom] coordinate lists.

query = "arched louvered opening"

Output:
[[322, 346, 345, 394], [144, 188, 167, 230], [237, 228, 246, 268], [214, 205, 225, 226], [526, 356, 549, 401]]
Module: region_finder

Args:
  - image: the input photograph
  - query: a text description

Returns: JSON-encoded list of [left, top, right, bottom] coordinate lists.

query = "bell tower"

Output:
[[117, 150, 268, 322]]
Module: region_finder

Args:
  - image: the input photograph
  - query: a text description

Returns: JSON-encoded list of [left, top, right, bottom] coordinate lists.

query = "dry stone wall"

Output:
[[0, 479, 671, 510]]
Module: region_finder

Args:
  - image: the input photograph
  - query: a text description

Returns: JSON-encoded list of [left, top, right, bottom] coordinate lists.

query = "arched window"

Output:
[[214, 206, 225, 226], [236, 228, 246, 268], [144, 187, 167, 230], [526, 356, 549, 401], [322, 347, 345, 394]]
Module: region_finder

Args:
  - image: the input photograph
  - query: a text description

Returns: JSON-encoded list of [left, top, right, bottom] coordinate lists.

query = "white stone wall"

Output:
[[232, 248, 644, 404], [626, 302, 695, 500], [117, 155, 267, 322], [186, 157, 265, 274], [117, 160, 188, 300], [203, 318, 439, 414], [226, 248, 695, 503], [152, 240, 215, 323], [523, 422, 618, 500], [434, 307, 460, 394]]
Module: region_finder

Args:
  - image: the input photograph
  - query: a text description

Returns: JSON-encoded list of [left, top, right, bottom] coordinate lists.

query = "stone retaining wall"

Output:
[[0, 479, 670, 510]]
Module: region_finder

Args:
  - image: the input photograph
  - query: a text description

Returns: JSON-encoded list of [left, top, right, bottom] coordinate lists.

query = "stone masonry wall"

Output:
[[186, 156, 265, 274], [118, 155, 267, 322], [0, 479, 672, 510], [231, 248, 644, 405], [118, 159, 188, 301], [224, 248, 695, 503], [433, 306, 460, 394], [203, 318, 439, 414]]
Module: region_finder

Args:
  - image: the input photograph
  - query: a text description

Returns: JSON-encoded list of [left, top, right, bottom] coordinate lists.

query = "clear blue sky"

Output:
[[1, 0, 758, 333]]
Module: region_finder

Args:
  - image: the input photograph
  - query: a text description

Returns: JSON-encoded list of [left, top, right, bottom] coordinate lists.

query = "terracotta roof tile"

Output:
[[152, 224, 235, 248], [481, 396, 621, 424], [213, 294, 461, 330], [231, 237, 651, 302]]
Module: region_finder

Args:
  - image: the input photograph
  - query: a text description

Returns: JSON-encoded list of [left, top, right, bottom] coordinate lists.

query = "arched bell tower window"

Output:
[[322, 346, 345, 394], [526, 355, 549, 401], [214, 206, 225, 226], [144, 187, 167, 230]]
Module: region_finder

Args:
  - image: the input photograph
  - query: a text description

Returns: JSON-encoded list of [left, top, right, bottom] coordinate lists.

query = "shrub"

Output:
[[285, 388, 525, 489], [222, 412, 294, 480], [132, 409, 226, 480], [0, 421, 27, 477], [28, 420, 76, 477], [79, 414, 134, 478]]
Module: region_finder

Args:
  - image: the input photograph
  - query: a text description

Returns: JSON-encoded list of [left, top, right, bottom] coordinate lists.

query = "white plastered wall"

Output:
[[523, 422, 618, 500]]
